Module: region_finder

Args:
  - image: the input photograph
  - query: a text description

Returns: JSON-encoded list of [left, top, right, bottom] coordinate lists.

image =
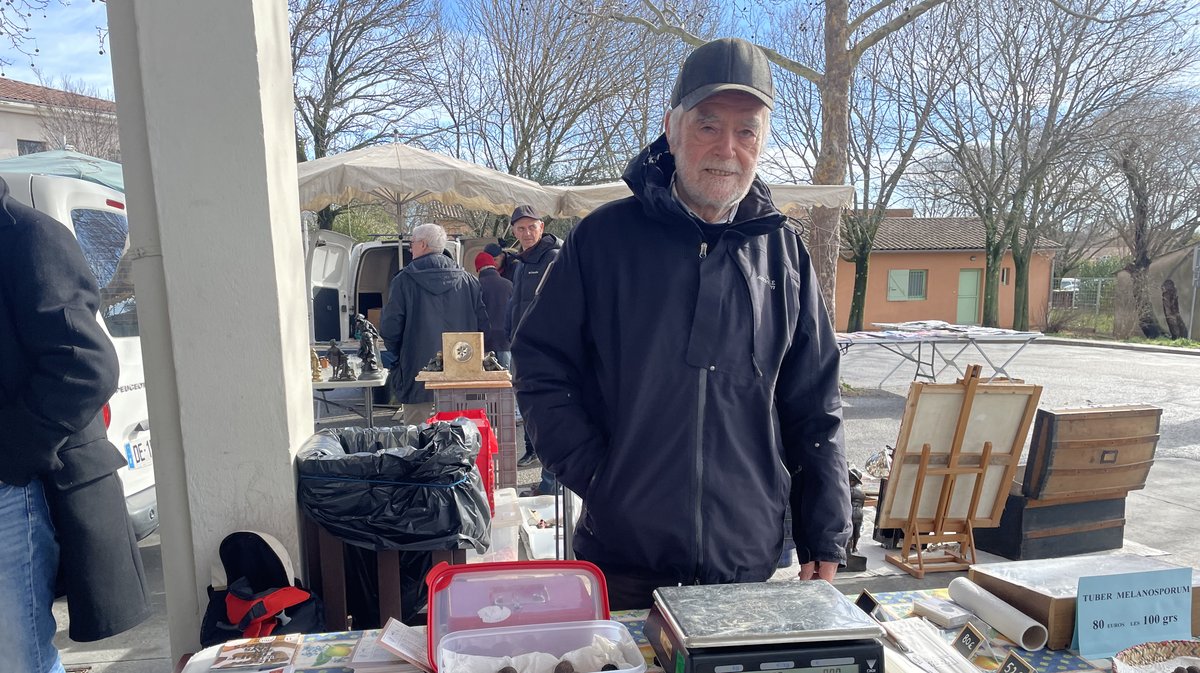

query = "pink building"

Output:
[[833, 216, 1058, 330]]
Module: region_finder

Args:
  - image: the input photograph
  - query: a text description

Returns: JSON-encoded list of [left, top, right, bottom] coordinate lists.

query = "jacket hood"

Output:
[[622, 133, 785, 237], [518, 234, 563, 265], [403, 252, 464, 295]]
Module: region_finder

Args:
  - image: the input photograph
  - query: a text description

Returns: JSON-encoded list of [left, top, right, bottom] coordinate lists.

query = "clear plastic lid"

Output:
[[425, 560, 610, 669]]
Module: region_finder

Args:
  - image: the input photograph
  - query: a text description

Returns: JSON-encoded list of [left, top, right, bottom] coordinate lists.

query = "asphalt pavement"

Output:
[[55, 340, 1200, 672]]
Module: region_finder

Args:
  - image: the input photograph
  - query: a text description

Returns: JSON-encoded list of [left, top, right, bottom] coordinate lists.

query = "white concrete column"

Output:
[[106, 0, 312, 658]]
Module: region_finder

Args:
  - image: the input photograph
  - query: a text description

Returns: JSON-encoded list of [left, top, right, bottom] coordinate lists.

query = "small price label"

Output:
[[952, 621, 985, 659], [999, 651, 1036, 673], [855, 590, 881, 617]]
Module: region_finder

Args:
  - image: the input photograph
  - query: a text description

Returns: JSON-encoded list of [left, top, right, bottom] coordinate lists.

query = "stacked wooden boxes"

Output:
[[974, 404, 1161, 560]]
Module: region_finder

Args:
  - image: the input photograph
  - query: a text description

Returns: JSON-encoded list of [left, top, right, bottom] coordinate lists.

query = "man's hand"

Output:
[[798, 561, 837, 581]]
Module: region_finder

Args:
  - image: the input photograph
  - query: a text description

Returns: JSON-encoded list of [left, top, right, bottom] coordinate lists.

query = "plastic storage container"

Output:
[[425, 561, 645, 673]]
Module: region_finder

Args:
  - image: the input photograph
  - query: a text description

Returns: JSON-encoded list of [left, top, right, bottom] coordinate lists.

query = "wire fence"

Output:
[[1048, 277, 1117, 335]]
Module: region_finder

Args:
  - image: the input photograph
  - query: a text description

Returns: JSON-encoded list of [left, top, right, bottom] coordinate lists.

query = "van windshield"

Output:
[[72, 208, 139, 337]]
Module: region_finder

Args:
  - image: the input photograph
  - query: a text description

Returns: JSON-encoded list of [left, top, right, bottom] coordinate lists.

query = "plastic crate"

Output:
[[434, 386, 518, 489], [428, 409, 498, 514]]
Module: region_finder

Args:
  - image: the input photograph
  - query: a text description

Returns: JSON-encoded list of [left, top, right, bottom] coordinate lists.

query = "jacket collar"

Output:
[[621, 134, 786, 237]]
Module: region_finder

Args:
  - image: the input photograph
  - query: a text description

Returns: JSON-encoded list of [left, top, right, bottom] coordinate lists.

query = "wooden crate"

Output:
[[973, 493, 1126, 560], [1022, 405, 1161, 500]]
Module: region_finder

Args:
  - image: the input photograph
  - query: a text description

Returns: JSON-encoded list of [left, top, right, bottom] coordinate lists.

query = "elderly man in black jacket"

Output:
[[512, 38, 850, 609], [0, 177, 149, 672], [382, 223, 488, 426]]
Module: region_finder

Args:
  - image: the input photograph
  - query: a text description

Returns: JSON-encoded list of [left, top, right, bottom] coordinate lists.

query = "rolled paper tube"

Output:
[[948, 577, 1049, 651]]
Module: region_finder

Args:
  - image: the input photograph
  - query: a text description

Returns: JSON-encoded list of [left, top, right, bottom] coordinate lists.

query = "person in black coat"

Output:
[[0, 176, 150, 671], [474, 251, 513, 369], [511, 39, 850, 609], [381, 223, 488, 426]]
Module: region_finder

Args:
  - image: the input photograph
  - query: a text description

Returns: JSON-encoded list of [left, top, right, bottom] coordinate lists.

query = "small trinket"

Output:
[[498, 667, 518, 673], [554, 660, 575, 673]]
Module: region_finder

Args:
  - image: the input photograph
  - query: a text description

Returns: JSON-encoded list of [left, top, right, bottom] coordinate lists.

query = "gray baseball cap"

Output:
[[670, 37, 774, 111]]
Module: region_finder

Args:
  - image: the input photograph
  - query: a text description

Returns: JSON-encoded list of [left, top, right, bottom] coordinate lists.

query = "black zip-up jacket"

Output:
[[381, 253, 487, 404], [512, 134, 851, 585], [505, 233, 562, 341]]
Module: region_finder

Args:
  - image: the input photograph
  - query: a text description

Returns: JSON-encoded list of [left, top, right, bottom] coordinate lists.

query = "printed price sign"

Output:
[[999, 651, 1036, 673], [952, 622, 986, 659], [1073, 567, 1193, 659], [855, 589, 881, 618]]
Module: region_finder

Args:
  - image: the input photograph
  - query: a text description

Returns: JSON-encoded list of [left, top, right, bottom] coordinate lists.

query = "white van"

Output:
[[309, 230, 466, 342], [0, 170, 157, 540]]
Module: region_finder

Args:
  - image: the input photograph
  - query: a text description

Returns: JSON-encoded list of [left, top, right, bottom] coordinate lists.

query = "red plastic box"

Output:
[[425, 561, 644, 673]]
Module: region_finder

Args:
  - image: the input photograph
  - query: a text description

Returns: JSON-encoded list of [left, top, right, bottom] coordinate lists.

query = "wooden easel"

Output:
[[882, 365, 1040, 578]]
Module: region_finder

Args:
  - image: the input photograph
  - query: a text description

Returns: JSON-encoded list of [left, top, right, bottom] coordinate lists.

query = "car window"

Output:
[[72, 208, 139, 337]]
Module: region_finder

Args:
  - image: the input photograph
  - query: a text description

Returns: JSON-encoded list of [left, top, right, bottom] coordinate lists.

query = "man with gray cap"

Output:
[[511, 38, 850, 608]]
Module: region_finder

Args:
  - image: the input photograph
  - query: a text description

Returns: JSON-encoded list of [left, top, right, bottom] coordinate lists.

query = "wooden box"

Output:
[[968, 555, 1200, 650], [973, 493, 1126, 560], [1022, 405, 1161, 500]]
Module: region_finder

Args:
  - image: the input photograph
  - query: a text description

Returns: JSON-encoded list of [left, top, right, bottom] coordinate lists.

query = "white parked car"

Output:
[[0, 164, 157, 540]]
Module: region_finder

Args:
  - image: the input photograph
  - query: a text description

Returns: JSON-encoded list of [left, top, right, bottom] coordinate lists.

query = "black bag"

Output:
[[199, 531, 324, 647]]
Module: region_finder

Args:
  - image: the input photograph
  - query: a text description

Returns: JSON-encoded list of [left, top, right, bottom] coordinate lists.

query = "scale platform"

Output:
[[645, 581, 885, 673]]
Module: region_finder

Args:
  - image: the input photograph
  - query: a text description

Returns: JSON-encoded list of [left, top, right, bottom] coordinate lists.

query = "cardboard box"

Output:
[[366, 307, 382, 331], [968, 554, 1200, 650]]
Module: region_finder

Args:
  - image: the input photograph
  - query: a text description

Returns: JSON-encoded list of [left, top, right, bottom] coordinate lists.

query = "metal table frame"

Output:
[[838, 330, 1041, 387], [312, 376, 387, 427]]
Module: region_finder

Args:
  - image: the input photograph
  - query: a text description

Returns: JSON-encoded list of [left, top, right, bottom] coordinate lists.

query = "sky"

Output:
[[0, 0, 114, 96]]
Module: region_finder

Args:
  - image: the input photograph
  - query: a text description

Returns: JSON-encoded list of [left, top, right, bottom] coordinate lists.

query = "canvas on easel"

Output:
[[877, 365, 1041, 578]]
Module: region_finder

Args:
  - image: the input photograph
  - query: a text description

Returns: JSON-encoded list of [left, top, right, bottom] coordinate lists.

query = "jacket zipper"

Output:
[[693, 367, 708, 583], [699, 241, 708, 259]]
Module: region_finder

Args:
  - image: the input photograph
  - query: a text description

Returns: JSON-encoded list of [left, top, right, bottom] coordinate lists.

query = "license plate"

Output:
[[124, 439, 153, 470]]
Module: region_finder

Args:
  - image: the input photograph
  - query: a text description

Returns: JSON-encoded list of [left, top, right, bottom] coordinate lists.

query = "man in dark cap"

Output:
[[483, 241, 519, 283], [511, 38, 850, 608]]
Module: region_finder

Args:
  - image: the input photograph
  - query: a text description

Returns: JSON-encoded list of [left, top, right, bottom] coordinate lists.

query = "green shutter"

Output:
[[887, 270, 908, 301]]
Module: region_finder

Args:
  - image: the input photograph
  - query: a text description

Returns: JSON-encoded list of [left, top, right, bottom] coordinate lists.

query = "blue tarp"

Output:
[[0, 149, 123, 193]]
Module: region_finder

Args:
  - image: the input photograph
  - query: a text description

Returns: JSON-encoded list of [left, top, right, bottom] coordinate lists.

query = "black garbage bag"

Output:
[[297, 419, 491, 552]]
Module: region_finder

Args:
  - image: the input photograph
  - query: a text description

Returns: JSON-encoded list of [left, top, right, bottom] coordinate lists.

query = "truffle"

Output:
[[554, 660, 575, 673], [498, 667, 518, 673], [602, 666, 619, 671], [1186, 666, 1200, 673]]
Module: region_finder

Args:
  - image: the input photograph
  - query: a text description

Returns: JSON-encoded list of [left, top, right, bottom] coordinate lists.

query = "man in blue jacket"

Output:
[[382, 223, 488, 426], [511, 38, 851, 608]]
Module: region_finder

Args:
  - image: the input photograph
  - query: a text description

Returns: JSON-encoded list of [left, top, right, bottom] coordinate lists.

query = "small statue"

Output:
[[354, 314, 384, 380], [482, 350, 507, 371], [422, 350, 444, 372], [845, 466, 868, 572], [327, 339, 356, 381], [310, 346, 323, 382], [848, 466, 865, 553]]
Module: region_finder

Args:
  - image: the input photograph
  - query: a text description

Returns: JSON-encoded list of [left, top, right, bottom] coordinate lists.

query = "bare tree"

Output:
[[290, 0, 438, 162], [1097, 96, 1200, 337], [428, 0, 685, 186], [595, 0, 952, 319], [0, 1, 51, 71], [918, 0, 1195, 328], [34, 73, 120, 161]]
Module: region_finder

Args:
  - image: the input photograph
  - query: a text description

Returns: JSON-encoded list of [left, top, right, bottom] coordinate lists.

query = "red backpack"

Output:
[[199, 531, 324, 646]]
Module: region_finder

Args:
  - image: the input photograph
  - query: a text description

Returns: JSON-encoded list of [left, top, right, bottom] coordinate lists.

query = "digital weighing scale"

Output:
[[644, 581, 885, 673]]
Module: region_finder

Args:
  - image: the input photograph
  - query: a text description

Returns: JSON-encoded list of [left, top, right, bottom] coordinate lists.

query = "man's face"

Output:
[[513, 217, 545, 251], [666, 91, 768, 222]]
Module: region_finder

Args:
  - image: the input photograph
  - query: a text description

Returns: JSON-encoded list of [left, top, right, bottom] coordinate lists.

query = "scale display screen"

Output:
[[778, 667, 860, 673]]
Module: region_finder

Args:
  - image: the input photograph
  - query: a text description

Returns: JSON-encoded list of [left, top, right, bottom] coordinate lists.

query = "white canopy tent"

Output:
[[297, 142, 854, 221]]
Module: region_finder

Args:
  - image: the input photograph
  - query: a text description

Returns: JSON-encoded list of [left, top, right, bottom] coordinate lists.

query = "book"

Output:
[[210, 634, 303, 670], [293, 632, 361, 669]]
